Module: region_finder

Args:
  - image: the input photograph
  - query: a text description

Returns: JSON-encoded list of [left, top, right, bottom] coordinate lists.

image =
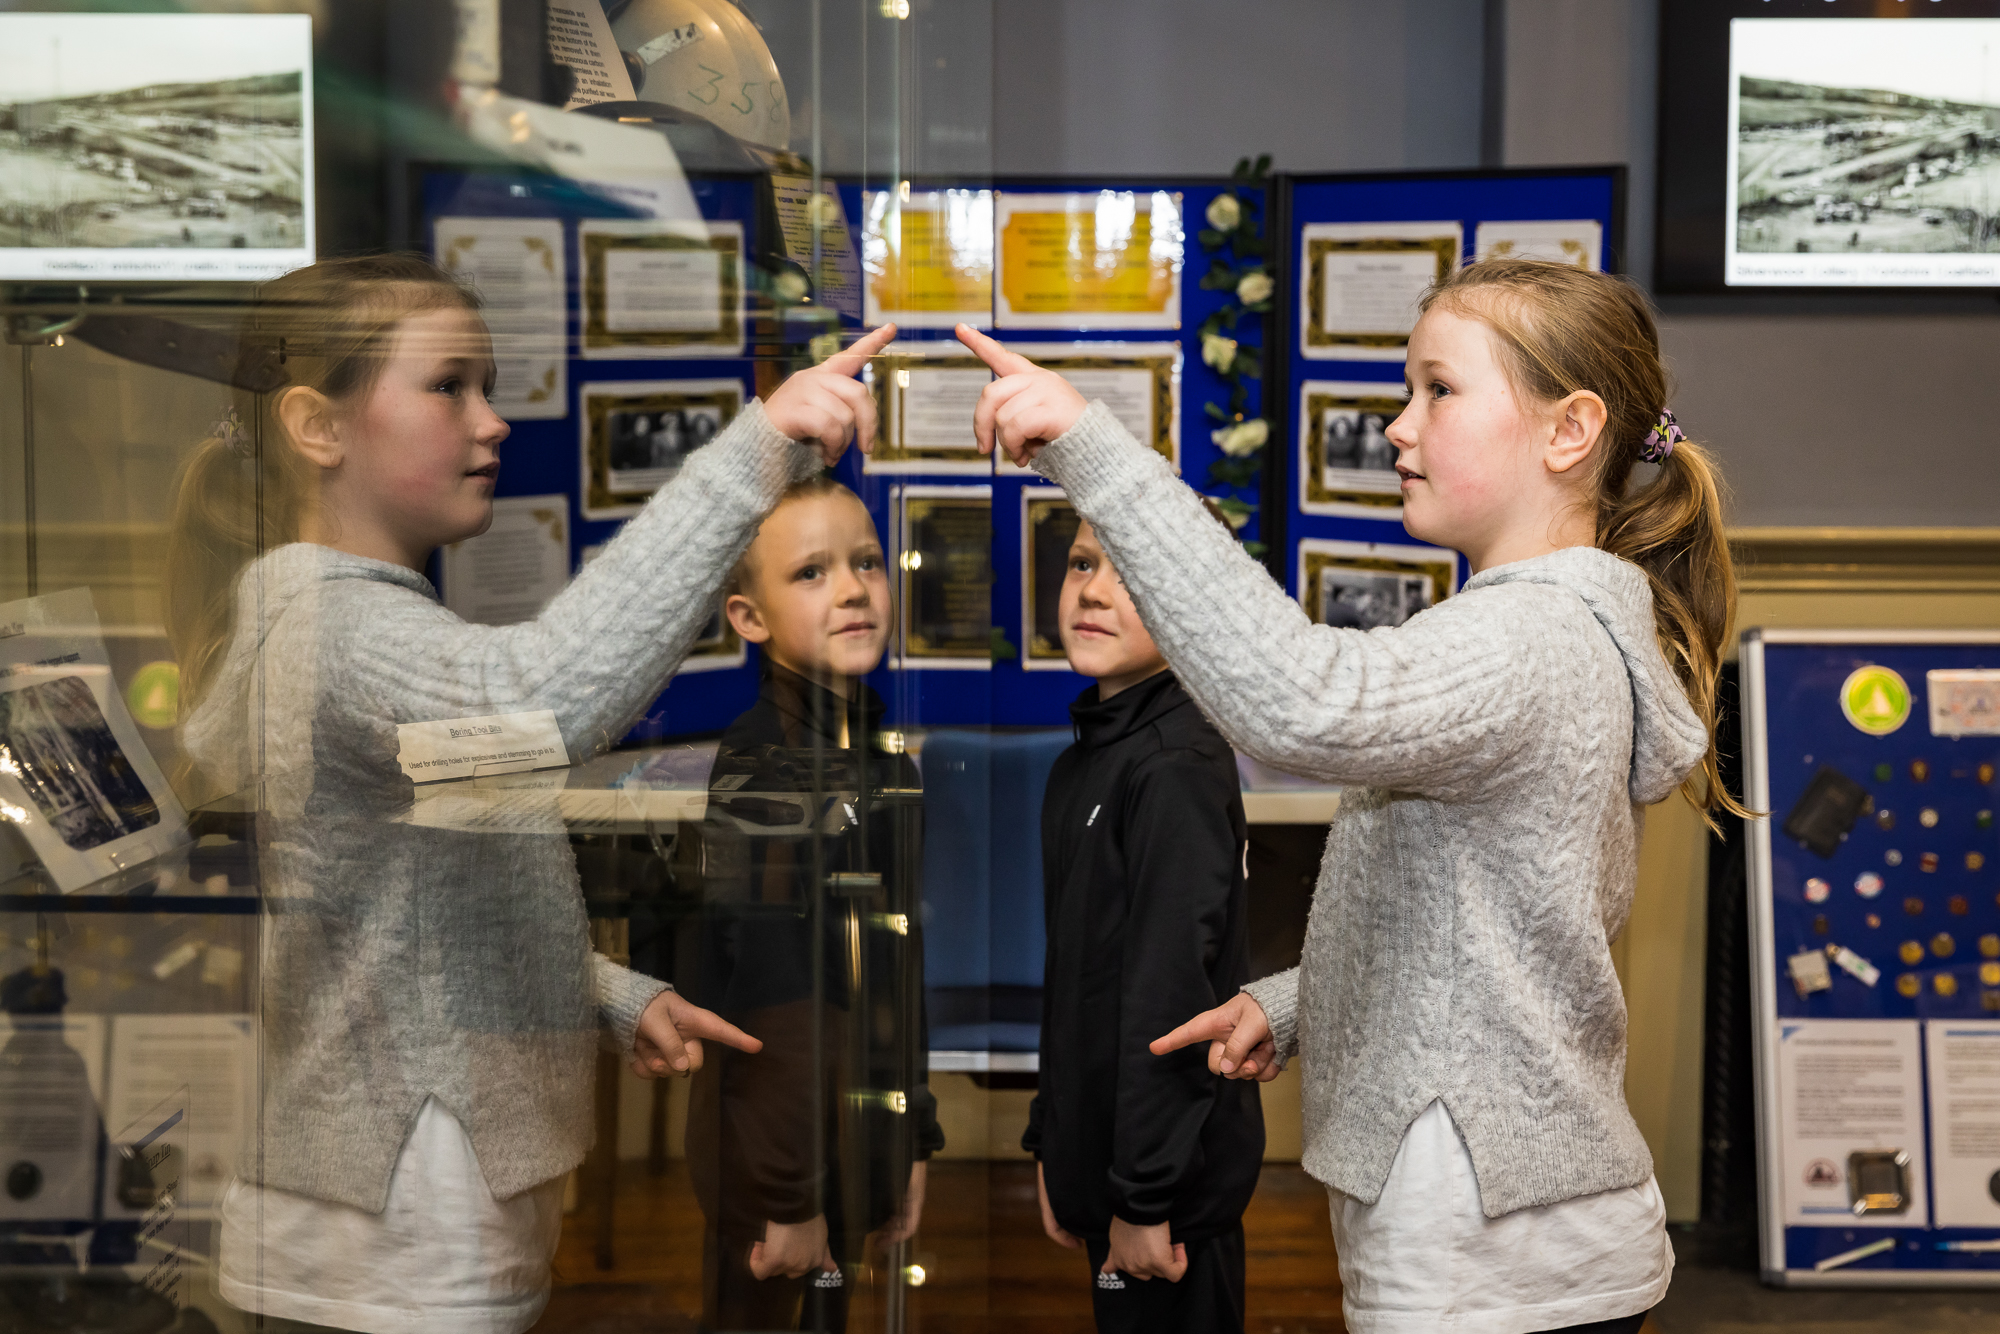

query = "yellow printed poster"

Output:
[[994, 191, 1182, 330], [863, 189, 995, 328]]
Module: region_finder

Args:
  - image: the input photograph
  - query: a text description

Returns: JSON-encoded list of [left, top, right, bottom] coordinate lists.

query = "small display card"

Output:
[[396, 710, 568, 783]]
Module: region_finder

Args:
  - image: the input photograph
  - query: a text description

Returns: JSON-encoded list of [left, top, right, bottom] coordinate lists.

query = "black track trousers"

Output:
[[1085, 1225, 1245, 1334]]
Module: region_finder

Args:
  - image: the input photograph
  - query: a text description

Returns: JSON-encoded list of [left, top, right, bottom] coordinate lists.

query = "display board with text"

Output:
[[1743, 629, 2000, 1286]]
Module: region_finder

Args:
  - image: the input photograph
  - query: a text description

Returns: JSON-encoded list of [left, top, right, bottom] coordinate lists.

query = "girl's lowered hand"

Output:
[[1150, 992, 1284, 1082], [630, 989, 763, 1078], [956, 325, 1088, 467], [763, 323, 898, 465]]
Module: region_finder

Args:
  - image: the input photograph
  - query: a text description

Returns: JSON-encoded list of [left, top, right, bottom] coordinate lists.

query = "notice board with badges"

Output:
[[1742, 629, 2000, 1286], [1269, 167, 1624, 634]]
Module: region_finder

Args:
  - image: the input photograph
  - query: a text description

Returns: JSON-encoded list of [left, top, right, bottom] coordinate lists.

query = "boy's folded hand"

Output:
[[630, 990, 764, 1078], [750, 1214, 838, 1281], [1105, 1216, 1188, 1283], [956, 325, 1088, 467], [764, 323, 897, 464], [1150, 992, 1283, 1082]]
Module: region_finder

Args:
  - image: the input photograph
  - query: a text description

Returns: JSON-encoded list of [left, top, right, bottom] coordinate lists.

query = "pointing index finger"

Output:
[[821, 322, 897, 379], [955, 323, 1039, 377], [1149, 1012, 1229, 1056], [685, 1007, 764, 1055]]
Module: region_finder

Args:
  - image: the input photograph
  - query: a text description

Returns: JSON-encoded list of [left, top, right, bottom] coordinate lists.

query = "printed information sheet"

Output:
[[0, 1014, 105, 1219], [442, 494, 571, 627], [103, 1015, 253, 1215], [1776, 1018, 1928, 1226], [1927, 1021, 2000, 1228], [434, 218, 567, 420]]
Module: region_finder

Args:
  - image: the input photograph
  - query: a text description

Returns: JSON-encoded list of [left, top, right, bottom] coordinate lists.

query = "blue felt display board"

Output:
[[419, 169, 1261, 736], [1273, 168, 1625, 603], [419, 167, 768, 738], [1743, 631, 2000, 1285]]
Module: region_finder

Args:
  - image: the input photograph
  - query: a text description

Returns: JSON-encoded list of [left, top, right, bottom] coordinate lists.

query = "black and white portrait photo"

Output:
[[1316, 568, 1434, 631], [1298, 540, 1459, 634], [1299, 382, 1409, 518], [581, 379, 743, 519], [606, 404, 724, 484], [1320, 407, 1398, 484]]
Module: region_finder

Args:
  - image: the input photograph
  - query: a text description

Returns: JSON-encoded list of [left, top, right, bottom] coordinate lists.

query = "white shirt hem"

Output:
[[1340, 1270, 1668, 1334], [219, 1272, 551, 1334]]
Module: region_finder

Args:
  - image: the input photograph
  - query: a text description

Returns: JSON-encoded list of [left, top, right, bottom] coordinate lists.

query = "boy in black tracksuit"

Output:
[[1024, 515, 1263, 1334]]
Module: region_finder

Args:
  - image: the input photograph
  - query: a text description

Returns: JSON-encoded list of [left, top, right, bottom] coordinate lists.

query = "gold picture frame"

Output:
[[994, 342, 1181, 473], [894, 486, 995, 666], [1298, 539, 1458, 632], [1300, 222, 1461, 361], [1299, 380, 1411, 517], [579, 223, 744, 358], [579, 378, 744, 520], [1022, 489, 1082, 669], [865, 352, 995, 475]]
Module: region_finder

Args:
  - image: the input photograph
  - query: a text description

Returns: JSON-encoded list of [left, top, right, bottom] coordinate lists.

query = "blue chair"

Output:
[[919, 729, 1071, 1056]]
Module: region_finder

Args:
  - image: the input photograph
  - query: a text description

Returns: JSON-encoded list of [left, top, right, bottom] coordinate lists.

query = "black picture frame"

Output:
[[1656, 0, 2000, 298]]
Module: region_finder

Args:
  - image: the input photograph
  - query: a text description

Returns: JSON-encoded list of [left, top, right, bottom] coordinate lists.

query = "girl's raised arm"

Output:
[[957, 331, 1548, 801], [320, 328, 895, 762]]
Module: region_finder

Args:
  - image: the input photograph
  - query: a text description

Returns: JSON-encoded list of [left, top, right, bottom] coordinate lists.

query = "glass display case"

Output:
[[0, 3, 1012, 1331]]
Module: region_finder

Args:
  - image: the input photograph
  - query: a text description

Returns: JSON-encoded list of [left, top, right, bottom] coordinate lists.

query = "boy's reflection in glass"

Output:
[[682, 477, 940, 1330]]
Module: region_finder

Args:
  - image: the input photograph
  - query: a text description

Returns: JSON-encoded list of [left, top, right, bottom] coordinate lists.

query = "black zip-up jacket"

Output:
[[1023, 671, 1263, 1241]]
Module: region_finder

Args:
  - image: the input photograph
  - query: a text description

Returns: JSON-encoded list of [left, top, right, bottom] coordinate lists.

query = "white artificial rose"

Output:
[[1205, 194, 1242, 232], [1211, 418, 1270, 457], [1201, 333, 1238, 372], [773, 270, 810, 303], [1235, 270, 1274, 306]]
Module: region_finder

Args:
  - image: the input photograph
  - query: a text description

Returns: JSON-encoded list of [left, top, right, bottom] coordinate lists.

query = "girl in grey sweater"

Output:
[[171, 254, 893, 1334], [956, 259, 1745, 1334]]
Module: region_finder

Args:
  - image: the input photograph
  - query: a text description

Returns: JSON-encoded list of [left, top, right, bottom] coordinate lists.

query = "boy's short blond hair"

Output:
[[724, 474, 865, 602]]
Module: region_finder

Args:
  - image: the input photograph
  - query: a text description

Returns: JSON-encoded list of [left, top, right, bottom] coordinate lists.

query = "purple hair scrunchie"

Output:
[[1640, 409, 1683, 464]]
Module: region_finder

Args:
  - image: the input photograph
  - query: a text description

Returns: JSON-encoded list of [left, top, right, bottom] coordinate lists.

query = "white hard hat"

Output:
[[610, 0, 791, 153]]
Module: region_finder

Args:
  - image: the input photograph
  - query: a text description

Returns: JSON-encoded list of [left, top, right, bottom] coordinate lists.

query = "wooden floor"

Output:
[[537, 1159, 1346, 1332]]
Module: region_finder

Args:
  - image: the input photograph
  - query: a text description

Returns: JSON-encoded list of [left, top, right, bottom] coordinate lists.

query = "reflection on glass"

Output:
[[688, 478, 938, 1328], [862, 187, 996, 327], [995, 191, 1183, 329]]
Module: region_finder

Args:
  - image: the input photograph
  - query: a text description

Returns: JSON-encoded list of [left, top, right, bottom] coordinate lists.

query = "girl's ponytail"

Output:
[[1598, 435, 1749, 824]]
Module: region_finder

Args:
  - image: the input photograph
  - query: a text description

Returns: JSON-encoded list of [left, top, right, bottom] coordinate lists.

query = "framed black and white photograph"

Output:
[[1298, 380, 1410, 518], [1297, 539, 1458, 632], [580, 379, 743, 520], [1727, 16, 2000, 287], [0, 589, 189, 892], [0, 11, 315, 281]]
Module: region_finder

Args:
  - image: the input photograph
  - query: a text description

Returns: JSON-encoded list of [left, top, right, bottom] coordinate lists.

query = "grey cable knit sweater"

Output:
[[183, 400, 821, 1211], [1035, 402, 1710, 1219]]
